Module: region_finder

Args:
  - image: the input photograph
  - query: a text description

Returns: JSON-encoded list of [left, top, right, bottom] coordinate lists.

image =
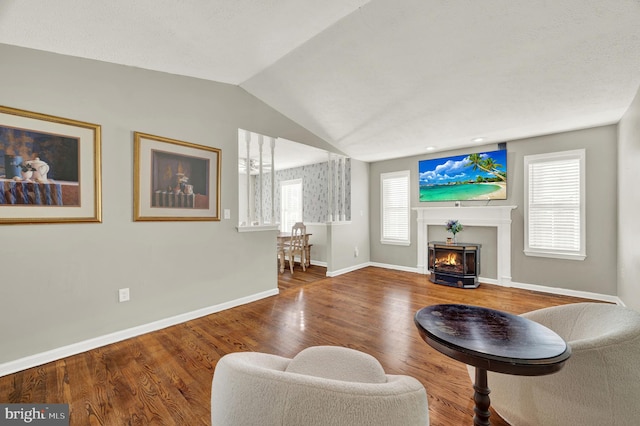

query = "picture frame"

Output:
[[134, 132, 221, 221], [0, 105, 102, 224]]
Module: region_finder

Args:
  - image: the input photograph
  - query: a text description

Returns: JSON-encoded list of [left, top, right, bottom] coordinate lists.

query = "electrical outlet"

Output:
[[119, 288, 130, 302], [224, 209, 231, 219], [354, 246, 359, 257]]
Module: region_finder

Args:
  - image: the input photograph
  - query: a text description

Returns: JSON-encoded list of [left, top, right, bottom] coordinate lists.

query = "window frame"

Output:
[[380, 170, 411, 246], [524, 149, 586, 260], [280, 178, 303, 232]]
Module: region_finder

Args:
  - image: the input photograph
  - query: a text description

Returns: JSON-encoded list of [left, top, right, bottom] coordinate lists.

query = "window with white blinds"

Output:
[[524, 149, 585, 260], [280, 179, 302, 232], [381, 170, 410, 246]]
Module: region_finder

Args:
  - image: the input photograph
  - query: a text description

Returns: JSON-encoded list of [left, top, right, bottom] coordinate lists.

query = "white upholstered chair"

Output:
[[470, 302, 640, 426], [211, 346, 430, 426]]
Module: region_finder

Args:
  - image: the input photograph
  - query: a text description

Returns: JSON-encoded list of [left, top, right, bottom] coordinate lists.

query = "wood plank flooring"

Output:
[[0, 266, 601, 425]]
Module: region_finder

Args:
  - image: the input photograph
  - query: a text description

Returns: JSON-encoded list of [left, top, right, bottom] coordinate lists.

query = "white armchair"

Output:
[[211, 346, 429, 425], [473, 302, 640, 426]]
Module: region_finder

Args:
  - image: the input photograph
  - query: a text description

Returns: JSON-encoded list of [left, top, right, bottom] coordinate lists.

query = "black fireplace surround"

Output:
[[428, 242, 481, 289]]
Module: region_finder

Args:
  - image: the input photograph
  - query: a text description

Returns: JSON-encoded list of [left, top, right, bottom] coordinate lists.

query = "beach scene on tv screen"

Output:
[[419, 149, 507, 202]]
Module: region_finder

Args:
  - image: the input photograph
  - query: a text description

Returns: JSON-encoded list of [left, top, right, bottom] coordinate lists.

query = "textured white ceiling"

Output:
[[0, 0, 369, 84], [1, 0, 639, 162]]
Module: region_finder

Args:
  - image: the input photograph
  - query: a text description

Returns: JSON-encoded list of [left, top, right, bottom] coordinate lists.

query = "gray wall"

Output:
[[618, 85, 640, 310], [327, 159, 370, 273], [370, 125, 618, 295], [0, 43, 338, 364]]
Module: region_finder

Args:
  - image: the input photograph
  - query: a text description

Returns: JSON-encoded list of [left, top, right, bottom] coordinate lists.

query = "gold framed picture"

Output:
[[133, 132, 221, 221], [0, 105, 102, 224]]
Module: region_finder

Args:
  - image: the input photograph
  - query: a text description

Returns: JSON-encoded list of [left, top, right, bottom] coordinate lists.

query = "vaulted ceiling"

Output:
[[1, 0, 639, 162]]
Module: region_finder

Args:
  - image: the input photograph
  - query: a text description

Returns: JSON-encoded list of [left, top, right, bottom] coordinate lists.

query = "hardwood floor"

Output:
[[0, 266, 601, 425]]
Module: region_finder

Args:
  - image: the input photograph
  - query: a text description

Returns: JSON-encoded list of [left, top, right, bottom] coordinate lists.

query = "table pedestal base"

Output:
[[473, 367, 491, 426]]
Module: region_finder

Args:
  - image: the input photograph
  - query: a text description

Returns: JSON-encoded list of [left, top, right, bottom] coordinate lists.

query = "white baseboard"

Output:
[[0, 288, 279, 378], [508, 280, 623, 305], [367, 262, 421, 274], [478, 276, 499, 285], [326, 262, 372, 277], [314, 261, 419, 277]]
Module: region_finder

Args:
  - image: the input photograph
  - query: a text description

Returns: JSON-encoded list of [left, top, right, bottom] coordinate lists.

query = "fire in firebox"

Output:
[[434, 252, 462, 272]]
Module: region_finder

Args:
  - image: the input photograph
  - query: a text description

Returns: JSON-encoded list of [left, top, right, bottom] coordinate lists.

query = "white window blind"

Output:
[[524, 149, 585, 260], [381, 170, 410, 245], [280, 179, 302, 232]]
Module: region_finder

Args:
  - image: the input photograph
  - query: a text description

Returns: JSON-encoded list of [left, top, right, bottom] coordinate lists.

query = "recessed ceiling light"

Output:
[[426, 146, 435, 151], [471, 137, 485, 143]]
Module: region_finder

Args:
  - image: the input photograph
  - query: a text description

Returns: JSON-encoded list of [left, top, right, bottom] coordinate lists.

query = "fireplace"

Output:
[[414, 206, 516, 286], [428, 242, 481, 289]]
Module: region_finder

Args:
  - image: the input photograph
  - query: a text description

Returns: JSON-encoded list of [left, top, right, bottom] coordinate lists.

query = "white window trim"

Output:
[[524, 149, 586, 260], [280, 178, 303, 232], [380, 170, 411, 246]]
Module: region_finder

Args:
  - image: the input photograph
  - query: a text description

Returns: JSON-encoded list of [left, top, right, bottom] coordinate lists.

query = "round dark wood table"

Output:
[[414, 304, 571, 426]]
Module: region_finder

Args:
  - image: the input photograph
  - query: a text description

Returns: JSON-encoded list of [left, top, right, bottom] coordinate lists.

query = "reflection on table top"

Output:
[[414, 304, 570, 374]]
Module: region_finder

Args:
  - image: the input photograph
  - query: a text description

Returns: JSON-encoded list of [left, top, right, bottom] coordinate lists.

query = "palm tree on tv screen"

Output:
[[466, 153, 506, 181]]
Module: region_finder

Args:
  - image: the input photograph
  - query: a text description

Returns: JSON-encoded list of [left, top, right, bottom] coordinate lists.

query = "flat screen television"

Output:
[[418, 149, 507, 202]]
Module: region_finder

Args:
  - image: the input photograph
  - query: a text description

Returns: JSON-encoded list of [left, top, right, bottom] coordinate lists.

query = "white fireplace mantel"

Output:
[[413, 206, 517, 285]]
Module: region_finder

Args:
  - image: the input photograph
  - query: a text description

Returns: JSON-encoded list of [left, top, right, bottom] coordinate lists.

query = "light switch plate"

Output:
[[119, 288, 130, 302]]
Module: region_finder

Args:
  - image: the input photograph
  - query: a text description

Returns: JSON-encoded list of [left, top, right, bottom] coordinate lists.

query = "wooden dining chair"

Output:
[[277, 237, 287, 274], [285, 222, 307, 273]]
